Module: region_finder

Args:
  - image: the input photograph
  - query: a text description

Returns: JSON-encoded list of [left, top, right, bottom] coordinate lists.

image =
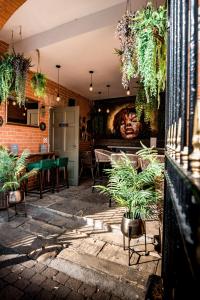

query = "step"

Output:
[[46, 248, 146, 300]]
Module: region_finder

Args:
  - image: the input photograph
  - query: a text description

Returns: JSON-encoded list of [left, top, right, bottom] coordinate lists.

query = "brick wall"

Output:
[[0, 41, 91, 153]]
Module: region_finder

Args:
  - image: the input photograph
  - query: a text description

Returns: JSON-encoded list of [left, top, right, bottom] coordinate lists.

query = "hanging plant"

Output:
[[31, 72, 46, 98], [131, 2, 167, 106], [12, 53, 32, 106], [135, 83, 157, 123], [115, 7, 137, 89], [0, 53, 31, 105], [31, 49, 47, 98], [0, 54, 14, 102]]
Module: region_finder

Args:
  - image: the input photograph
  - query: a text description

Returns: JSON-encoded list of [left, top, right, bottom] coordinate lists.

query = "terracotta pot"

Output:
[[8, 190, 23, 204], [121, 212, 144, 238]]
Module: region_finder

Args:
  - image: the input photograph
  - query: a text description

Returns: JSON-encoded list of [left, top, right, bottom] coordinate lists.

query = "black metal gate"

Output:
[[163, 0, 200, 299]]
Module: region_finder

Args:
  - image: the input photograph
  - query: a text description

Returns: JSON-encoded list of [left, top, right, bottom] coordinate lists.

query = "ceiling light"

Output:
[[126, 86, 130, 96], [89, 70, 94, 92], [98, 108, 101, 113], [106, 108, 110, 114], [56, 64, 61, 102]]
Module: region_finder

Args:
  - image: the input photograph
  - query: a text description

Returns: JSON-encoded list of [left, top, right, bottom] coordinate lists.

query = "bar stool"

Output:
[[26, 159, 56, 199], [55, 157, 69, 192], [40, 159, 56, 197]]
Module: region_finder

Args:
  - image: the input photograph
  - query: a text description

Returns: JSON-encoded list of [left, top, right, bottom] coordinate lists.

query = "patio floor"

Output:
[[0, 179, 162, 300]]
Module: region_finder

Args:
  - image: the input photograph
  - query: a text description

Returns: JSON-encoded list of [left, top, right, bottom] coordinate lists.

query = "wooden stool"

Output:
[[55, 157, 69, 192]]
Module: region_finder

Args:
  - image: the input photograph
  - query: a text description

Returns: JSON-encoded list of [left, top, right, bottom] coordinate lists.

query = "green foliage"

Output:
[[0, 53, 32, 105], [12, 53, 32, 106], [135, 83, 157, 123], [31, 72, 47, 98], [115, 13, 138, 89], [0, 54, 14, 102], [0, 148, 36, 191], [131, 2, 167, 106], [95, 145, 164, 219], [115, 2, 167, 107]]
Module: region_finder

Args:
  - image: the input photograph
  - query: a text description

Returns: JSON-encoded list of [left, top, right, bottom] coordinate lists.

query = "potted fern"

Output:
[[95, 145, 164, 238], [0, 148, 36, 204]]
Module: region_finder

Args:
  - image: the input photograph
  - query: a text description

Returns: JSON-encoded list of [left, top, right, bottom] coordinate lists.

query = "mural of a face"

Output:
[[113, 108, 141, 139]]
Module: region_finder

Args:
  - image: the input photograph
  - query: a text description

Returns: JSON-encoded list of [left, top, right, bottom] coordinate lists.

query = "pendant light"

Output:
[[89, 70, 94, 92], [106, 84, 110, 97], [56, 65, 61, 102], [126, 86, 130, 96]]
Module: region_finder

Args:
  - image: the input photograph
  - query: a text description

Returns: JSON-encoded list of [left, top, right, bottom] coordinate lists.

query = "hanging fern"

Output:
[[115, 12, 138, 89], [131, 2, 167, 106], [12, 53, 32, 106], [135, 83, 157, 124], [0, 54, 14, 102], [31, 72, 47, 98]]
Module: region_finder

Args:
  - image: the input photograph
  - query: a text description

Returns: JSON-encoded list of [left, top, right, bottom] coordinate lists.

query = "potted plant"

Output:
[[95, 144, 164, 238], [0, 148, 36, 205]]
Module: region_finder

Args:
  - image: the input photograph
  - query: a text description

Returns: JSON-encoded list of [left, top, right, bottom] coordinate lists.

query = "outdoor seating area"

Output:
[[0, 0, 200, 300]]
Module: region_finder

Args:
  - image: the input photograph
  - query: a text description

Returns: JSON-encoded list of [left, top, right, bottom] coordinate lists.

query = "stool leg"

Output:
[[39, 171, 43, 199], [65, 166, 69, 188], [57, 167, 60, 193]]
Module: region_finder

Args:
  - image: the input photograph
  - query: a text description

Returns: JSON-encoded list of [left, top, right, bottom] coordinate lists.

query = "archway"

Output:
[[0, 0, 26, 28]]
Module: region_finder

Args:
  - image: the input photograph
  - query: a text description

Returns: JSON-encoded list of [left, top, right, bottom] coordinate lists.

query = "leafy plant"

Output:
[[135, 83, 157, 123], [131, 2, 167, 106], [0, 54, 14, 102], [31, 72, 47, 98], [95, 144, 164, 219], [115, 12, 138, 89], [0, 148, 36, 191], [12, 53, 32, 106], [0, 53, 32, 105]]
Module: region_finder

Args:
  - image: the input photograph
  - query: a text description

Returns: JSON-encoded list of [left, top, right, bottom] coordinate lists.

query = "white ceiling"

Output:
[[0, 0, 164, 100]]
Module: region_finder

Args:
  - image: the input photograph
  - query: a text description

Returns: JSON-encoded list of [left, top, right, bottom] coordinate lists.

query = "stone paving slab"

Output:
[[0, 249, 119, 300]]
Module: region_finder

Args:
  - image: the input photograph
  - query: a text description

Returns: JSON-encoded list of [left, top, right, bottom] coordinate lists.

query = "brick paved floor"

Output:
[[0, 249, 121, 300]]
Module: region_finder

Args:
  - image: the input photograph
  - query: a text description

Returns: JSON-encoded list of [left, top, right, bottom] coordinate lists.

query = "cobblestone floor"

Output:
[[0, 248, 121, 300]]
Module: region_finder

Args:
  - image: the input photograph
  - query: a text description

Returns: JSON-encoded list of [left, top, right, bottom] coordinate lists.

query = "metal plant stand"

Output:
[[123, 220, 149, 266]]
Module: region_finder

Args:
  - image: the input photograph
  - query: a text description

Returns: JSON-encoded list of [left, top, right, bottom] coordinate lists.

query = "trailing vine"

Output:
[[31, 49, 47, 98], [115, 12, 137, 89], [0, 52, 31, 105], [31, 72, 47, 98], [0, 54, 14, 102], [135, 83, 157, 124], [12, 53, 32, 105], [131, 2, 167, 106], [115, 2, 167, 108]]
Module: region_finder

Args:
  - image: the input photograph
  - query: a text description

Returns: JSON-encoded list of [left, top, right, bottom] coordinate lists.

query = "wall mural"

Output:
[[108, 104, 142, 140]]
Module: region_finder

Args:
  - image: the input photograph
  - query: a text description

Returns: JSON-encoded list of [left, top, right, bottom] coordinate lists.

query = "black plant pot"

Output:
[[121, 212, 144, 238]]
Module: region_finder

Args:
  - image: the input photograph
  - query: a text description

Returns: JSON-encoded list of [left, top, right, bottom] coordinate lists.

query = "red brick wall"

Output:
[[0, 41, 91, 153]]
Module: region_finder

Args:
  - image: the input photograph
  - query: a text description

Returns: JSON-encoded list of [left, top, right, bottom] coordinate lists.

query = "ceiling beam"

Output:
[[14, 2, 127, 53]]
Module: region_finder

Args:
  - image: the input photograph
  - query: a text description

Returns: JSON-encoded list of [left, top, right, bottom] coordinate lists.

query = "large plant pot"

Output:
[[8, 190, 24, 204], [121, 212, 144, 238]]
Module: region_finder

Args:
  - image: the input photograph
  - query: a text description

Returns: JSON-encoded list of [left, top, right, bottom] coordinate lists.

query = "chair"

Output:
[[79, 151, 95, 180], [139, 154, 165, 170], [55, 157, 69, 192], [111, 153, 138, 169], [92, 149, 112, 193]]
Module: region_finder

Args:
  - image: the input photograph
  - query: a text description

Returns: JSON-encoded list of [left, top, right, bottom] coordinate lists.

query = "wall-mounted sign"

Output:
[[59, 123, 68, 127]]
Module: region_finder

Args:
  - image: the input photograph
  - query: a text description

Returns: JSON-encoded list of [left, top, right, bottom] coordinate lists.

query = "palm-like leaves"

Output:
[[0, 148, 36, 191], [95, 146, 164, 219]]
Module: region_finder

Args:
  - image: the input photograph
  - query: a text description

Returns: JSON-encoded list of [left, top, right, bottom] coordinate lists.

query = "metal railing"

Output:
[[163, 0, 200, 299]]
